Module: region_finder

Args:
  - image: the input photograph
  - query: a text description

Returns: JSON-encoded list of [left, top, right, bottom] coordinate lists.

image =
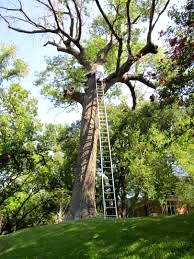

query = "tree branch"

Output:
[[0, 0, 89, 69], [122, 73, 156, 89], [95, 0, 121, 41], [147, 0, 156, 44], [116, 39, 123, 72], [7, 24, 59, 34], [65, 1, 74, 38], [126, 0, 132, 54], [123, 80, 136, 109], [47, 0, 61, 31], [63, 88, 84, 105], [36, 0, 52, 11], [72, 0, 82, 42], [43, 40, 91, 70], [132, 14, 141, 24], [96, 38, 114, 63]]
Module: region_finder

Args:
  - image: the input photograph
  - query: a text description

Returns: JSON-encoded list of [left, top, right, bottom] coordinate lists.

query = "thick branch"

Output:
[[66, 2, 74, 38], [123, 80, 136, 109], [72, 0, 82, 42], [96, 39, 113, 63], [126, 0, 132, 54], [116, 39, 123, 72], [44, 40, 91, 70], [122, 73, 156, 89], [138, 43, 158, 57], [63, 88, 84, 105], [147, 0, 156, 44]]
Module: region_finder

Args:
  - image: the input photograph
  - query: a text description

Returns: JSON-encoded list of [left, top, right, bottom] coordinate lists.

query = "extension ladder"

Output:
[[96, 81, 118, 218]]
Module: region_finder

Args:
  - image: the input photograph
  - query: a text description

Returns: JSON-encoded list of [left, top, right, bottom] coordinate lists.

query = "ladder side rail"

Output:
[[96, 83, 106, 218], [100, 83, 118, 217]]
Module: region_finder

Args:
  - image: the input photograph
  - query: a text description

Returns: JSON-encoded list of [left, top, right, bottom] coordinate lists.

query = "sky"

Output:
[[0, 23, 82, 124], [0, 0, 183, 125]]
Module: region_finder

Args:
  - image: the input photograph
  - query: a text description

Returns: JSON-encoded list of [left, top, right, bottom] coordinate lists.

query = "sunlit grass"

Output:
[[0, 215, 194, 258]]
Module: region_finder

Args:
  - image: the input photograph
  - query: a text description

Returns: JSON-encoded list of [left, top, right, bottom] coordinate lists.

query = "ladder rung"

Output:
[[97, 84, 117, 219]]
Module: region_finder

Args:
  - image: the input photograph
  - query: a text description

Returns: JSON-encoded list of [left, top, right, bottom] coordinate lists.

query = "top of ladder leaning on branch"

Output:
[[96, 69, 118, 219]]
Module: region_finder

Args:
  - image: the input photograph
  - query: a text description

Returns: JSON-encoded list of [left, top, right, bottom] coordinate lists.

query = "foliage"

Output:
[[35, 56, 86, 107], [0, 44, 27, 85], [105, 100, 194, 215], [1, 215, 194, 258], [0, 46, 75, 234], [157, 0, 194, 103]]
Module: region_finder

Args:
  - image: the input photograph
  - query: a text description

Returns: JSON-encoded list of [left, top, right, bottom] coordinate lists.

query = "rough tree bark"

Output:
[[66, 75, 99, 219]]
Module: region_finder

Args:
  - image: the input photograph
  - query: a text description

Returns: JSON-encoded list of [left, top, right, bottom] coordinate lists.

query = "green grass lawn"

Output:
[[0, 215, 194, 259]]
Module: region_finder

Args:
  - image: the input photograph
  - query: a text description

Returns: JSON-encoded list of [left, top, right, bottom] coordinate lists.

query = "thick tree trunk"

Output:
[[66, 87, 99, 220]]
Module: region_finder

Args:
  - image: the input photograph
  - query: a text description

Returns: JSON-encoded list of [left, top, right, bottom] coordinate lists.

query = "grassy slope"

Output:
[[0, 215, 194, 259]]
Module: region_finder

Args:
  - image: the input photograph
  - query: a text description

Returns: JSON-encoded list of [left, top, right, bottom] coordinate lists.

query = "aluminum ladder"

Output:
[[96, 80, 118, 218]]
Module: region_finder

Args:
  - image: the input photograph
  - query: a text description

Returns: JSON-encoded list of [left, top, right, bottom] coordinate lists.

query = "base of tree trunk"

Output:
[[65, 207, 96, 221]]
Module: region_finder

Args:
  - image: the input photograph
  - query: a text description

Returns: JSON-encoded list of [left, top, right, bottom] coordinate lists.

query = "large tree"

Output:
[[0, 0, 170, 219]]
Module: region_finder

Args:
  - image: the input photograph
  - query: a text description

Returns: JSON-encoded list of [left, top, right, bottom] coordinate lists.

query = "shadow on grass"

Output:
[[0, 215, 194, 259]]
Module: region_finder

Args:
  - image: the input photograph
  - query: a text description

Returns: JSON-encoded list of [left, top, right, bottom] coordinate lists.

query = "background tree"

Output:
[[0, 0, 171, 219], [107, 100, 193, 216], [156, 0, 194, 103], [0, 84, 72, 233], [0, 45, 73, 233]]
